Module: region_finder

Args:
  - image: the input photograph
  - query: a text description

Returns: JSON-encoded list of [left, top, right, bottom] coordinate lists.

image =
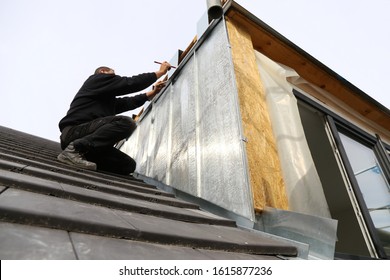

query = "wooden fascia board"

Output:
[[226, 8, 390, 132]]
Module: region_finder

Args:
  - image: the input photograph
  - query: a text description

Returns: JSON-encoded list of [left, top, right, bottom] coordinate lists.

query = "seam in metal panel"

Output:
[[193, 50, 202, 197], [166, 84, 174, 186]]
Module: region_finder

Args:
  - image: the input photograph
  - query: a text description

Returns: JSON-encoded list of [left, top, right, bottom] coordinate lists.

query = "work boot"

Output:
[[57, 142, 97, 170]]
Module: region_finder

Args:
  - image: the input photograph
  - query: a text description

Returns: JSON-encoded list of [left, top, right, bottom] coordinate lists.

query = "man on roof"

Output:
[[57, 62, 171, 175]]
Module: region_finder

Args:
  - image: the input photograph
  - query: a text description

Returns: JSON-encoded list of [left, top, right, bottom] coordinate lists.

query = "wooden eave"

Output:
[[225, 2, 390, 132]]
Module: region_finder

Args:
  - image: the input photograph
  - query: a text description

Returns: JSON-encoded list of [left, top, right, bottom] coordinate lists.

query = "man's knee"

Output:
[[114, 116, 136, 138]]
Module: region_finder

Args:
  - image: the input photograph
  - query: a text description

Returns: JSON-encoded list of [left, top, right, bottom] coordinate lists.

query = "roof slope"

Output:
[[0, 125, 297, 260]]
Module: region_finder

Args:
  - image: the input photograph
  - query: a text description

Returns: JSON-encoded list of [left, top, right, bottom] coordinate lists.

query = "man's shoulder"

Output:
[[86, 73, 119, 81]]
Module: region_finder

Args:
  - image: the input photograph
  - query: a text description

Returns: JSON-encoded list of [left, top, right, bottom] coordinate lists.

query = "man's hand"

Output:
[[146, 80, 167, 100], [155, 61, 171, 78]]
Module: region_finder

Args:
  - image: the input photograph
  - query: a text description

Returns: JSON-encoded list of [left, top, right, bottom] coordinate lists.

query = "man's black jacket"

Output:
[[59, 72, 157, 131]]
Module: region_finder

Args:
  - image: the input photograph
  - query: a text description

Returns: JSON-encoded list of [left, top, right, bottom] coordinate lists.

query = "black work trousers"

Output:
[[60, 115, 137, 175]]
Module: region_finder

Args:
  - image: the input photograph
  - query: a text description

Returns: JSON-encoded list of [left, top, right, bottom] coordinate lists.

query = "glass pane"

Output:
[[339, 133, 390, 256]]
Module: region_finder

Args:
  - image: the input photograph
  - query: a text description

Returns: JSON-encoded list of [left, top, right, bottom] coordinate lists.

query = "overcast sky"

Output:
[[1, 0, 389, 142]]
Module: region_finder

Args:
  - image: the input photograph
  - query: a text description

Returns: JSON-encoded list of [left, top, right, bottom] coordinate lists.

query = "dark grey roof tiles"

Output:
[[0, 125, 297, 259]]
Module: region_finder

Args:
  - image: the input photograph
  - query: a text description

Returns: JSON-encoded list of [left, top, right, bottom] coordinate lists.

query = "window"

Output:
[[295, 90, 390, 258], [338, 132, 390, 256]]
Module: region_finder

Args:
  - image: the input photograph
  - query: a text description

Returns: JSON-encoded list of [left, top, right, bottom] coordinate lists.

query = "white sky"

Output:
[[1, 0, 389, 142]]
